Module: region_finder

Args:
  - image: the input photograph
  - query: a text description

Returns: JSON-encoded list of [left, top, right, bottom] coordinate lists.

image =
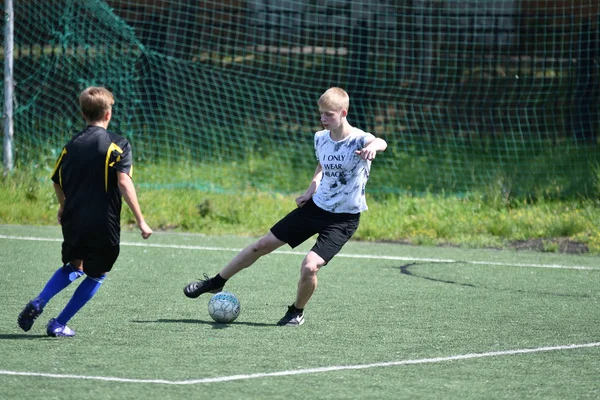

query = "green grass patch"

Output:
[[0, 227, 599, 399], [2, 158, 600, 253]]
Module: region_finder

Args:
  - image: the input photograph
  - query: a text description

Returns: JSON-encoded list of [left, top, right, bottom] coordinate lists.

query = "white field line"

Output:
[[0, 235, 598, 270], [0, 234, 596, 271], [1, 342, 599, 385]]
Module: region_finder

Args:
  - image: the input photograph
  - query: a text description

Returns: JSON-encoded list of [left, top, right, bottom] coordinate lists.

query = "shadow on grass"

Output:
[[0, 333, 50, 340], [131, 319, 274, 328], [397, 262, 594, 298]]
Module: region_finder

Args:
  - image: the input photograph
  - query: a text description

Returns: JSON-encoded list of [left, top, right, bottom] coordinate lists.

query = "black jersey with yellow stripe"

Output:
[[51, 125, 132, 247]]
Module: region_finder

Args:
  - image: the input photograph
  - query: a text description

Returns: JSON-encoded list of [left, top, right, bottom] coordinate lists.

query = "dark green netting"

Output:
[[2, 0, 599, 197]]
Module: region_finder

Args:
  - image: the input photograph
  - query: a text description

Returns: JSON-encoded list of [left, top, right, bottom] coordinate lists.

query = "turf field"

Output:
[[1, 225, 599, 399]]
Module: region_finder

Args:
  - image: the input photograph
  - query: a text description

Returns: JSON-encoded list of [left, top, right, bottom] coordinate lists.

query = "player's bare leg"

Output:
[[294, 251, 325, 309], [220, 232, 285, 279], [184, 231, 285, 298], [277, 251, 325, 326]]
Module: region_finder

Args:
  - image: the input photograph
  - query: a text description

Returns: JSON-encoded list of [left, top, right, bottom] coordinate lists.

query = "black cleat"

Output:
[[18, 299, 44, 332], [184, 274, 223, 298], [276, 305, 305, 326]]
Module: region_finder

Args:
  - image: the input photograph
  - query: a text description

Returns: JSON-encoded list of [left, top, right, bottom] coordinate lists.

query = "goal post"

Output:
[[3, 0, 14, 172]]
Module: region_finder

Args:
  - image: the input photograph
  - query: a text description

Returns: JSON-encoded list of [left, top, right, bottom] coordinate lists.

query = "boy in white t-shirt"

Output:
[[184, 87, 387, 326]]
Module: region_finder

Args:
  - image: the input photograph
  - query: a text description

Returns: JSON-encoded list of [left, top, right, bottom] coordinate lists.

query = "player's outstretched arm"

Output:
[[117, 171, 153, 239], [355, 137, 387, 161]]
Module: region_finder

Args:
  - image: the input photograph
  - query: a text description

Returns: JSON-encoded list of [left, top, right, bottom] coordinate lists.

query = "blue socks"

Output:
[[34, 264, 106, 326], [36, 263, 84, 306], [56, 275, 105, 325]]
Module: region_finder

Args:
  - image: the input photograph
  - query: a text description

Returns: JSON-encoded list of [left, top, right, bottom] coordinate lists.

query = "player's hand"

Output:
[[138, 221, 153, 239], [355, 147, 377, 161], [295, 194, 311, 208]]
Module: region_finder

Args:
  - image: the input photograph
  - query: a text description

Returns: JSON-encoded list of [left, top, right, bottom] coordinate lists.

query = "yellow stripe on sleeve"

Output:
[[105, 143, 124, 192], [51, 148, 67, 182]]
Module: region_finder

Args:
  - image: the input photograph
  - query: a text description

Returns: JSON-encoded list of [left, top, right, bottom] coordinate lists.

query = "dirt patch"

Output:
[[509, 238, 589, 254], [377, 237, 590, 255]]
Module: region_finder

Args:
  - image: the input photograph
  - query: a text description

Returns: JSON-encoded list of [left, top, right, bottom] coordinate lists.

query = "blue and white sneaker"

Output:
[[17, 299, 44, 332], [46, 318, 76, 337]]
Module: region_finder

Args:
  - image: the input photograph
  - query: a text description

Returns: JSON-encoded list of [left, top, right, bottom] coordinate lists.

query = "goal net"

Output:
[[3, 0, 599, 197]]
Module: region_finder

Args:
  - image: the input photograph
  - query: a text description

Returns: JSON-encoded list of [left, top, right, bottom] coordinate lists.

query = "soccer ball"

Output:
[[208, 291, 241, 323]]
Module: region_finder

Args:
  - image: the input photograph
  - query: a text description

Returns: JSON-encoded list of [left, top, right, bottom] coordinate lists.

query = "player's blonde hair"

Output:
[[79, 86, 115, 123], [317, 87, 350, 111]]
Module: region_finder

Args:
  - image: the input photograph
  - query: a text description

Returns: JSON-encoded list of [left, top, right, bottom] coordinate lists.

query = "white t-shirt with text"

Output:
[[312, 128, 375, 214]]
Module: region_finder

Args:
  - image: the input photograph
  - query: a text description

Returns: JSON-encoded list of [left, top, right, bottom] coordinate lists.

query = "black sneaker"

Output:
[[17, 299, 44, 332], [183, 274, 223, 298], [276, 305, 305, 326]]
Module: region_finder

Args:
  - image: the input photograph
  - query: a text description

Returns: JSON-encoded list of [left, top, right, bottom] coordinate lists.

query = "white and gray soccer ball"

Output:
[[208, 291, 241, 323]]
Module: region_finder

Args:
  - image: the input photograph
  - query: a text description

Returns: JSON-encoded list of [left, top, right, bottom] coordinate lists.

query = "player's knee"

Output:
[[301, 261, 320, 277], [303, 253, 325, 272], [253, 238, 277, 255]]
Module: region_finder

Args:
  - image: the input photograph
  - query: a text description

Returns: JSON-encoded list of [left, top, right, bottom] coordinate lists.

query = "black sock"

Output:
[[212, 273, 227, 287], [291, 304, 304, 314]]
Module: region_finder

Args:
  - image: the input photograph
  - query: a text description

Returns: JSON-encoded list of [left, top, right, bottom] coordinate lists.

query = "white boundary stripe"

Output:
[[1, 342, 599, 385], [0, 234, 596, 271]]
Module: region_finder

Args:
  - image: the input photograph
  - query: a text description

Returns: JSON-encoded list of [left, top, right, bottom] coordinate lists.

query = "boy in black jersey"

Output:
[[17, 86, 152, 337]]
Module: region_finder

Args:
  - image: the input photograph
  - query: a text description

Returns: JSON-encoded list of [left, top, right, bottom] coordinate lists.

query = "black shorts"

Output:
[[270, 198, 360, 263], [61, 241, 120, 278]]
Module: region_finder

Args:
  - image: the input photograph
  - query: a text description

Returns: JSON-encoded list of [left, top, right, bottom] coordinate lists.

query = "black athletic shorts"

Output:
[[270, 198, 360, 263], [61, 241, 120, 278]]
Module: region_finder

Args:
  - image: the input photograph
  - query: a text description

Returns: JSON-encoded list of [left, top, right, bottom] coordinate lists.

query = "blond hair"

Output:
[[79, 86, 114, 123], [317, 87, 350, 111]]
